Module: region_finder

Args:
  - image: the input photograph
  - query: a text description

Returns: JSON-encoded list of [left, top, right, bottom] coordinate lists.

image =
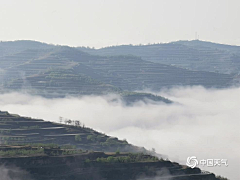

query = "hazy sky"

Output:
[[0, 0, 240, 48]]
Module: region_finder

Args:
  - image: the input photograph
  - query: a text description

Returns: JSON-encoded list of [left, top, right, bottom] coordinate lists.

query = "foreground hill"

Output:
[[0, 111, 226, 180], [0, 148, 221, 180], [0, 110, 145, 152], [79, 40, 240, 75]]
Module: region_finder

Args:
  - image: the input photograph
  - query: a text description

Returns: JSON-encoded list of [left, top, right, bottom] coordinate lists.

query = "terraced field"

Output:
[[0, 110, 224, 180], [0, 40, 236, 101], [0, 111, 146, 153], [80, 40, 240, 75], [70, 54, 233, 91], [0, 149, 219, 180]]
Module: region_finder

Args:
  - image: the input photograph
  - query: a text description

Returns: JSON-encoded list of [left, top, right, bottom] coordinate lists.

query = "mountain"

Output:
[[0, 40, 53, 57], [0, 110, 145, 153], [175, 40, 240, 55], [78, 40, 240, 75], [0, 40, 232, 179], [0, 42, 172, 104], [0, 41, 235, 100], [0, 111, 226, 180]]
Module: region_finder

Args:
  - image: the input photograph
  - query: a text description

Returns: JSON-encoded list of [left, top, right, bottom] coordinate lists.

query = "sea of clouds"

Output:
[[0, 86, 239, 180]]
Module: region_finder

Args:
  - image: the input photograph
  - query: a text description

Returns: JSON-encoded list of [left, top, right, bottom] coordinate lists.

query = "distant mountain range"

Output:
[[79, 40, 240, 75], [0, 40, 238, 103]]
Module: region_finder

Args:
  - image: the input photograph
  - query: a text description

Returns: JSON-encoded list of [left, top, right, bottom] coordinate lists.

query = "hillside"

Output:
[[0, 42, 172, 104], [0, 148, 220, 180], [0, 111, 225, 180], [0, 110, 145, 152], [79, 40, 240, 75], [0, 41, 234, 98], [0, 40, 53, 57]]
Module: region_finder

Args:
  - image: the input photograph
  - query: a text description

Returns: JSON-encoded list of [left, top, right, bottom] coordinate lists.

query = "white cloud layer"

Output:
[[0, 86, 239, 180]]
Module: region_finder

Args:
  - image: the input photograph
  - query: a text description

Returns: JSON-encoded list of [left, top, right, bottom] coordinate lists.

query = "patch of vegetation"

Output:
[[96, 153, 159, 163], [60, 145, 76, 149], [61, 149, 83, 155], [0, 148, 44, 157], [0, 130, 12, 134], [100, 137, 126, 146], [85, 158, 91, 163], [87, 135, 97, 142], [19, 125, 40, 129], [75, 135, 82, 142], [216, 176, 229, 180], [0, 137, 26, 141], [115, 148, 120, 155], [10, 143, 59, 148]]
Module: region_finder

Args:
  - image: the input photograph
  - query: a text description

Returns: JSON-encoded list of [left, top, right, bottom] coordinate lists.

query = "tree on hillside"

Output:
[[75, 135, 82, 142]]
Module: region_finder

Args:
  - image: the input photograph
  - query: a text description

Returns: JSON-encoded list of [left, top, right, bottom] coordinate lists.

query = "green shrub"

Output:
[[107, 156, 114, 163], [19, 125, 40, 129], [87, 135, 97, 142], [85, 159, 91, 163], [75, 135, 82, 142], [0, 148, 44, 157], [115, 148, 120, 155], [61, 145, 76, 149]]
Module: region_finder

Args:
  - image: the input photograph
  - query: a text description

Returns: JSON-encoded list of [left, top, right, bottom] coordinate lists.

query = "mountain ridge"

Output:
[[0, 40, 237, 103], [79, 40, 240, 75]]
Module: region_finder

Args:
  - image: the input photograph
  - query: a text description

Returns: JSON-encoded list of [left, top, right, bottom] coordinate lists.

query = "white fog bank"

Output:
[[0, 86, 239, 180]]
